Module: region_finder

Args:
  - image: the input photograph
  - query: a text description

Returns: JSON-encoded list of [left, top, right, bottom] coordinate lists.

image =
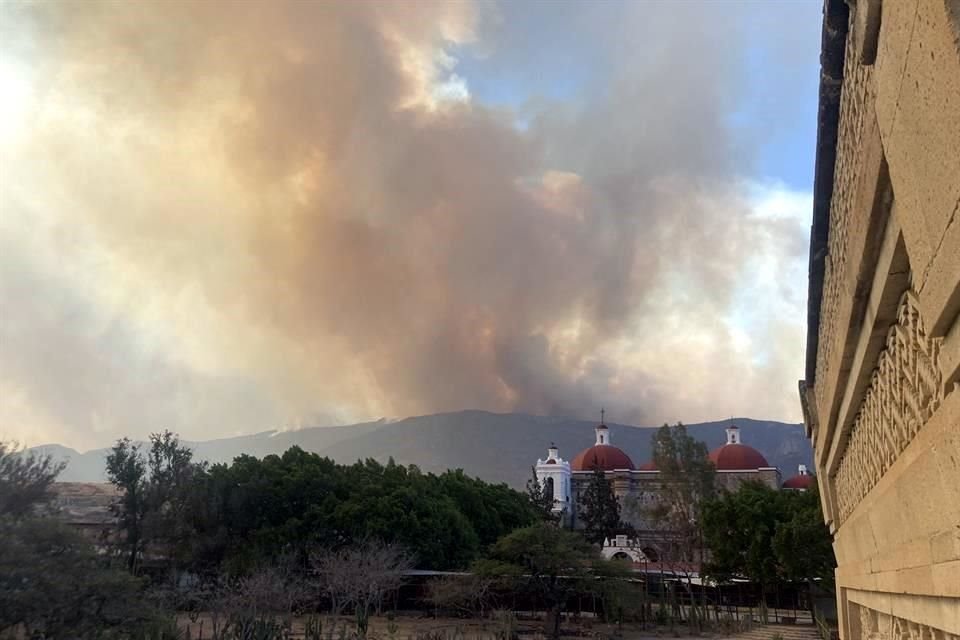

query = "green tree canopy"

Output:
[[526, 465, 558, 523], [1, 441, 171, 637], [773, 486, 836, 585], [474, 522, 624, 638], [106, 430, 204, 573], [702, 481, 835, 588], [577, 465, 623, 544], [0, 517, 170, 637], [142, 444, 538, 573], [647, 423, 715, 562], [0, 441, 65, 518], [637, 423, 717, 630]]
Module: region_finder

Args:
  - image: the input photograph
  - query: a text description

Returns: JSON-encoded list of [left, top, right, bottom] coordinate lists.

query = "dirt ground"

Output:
[[175, 613, 714, 640]]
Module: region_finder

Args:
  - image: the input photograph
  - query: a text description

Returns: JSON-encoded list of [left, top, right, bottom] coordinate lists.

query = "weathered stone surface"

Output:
[[882, 0, 960, 336], [852, 0, 883, 65], [801, 2, 960, 638], [919, 196, 960, 339], [832, 291, 944, 523]]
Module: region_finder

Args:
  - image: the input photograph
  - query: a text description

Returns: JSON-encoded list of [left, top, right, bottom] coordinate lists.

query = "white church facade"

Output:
[[534, 418, 810, 559]]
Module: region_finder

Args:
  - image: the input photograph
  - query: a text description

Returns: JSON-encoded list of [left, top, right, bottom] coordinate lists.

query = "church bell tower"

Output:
[[534, 442, 571, 522]]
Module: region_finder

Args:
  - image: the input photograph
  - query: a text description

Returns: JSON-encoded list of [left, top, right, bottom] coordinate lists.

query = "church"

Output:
[[533, 418, 812, 559]]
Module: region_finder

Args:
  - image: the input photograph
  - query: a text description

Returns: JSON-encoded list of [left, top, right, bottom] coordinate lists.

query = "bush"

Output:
[[0, 517, 173, 638]]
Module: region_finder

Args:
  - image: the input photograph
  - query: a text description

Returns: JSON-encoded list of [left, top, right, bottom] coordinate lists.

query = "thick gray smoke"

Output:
[[0, 1, 814, 448]]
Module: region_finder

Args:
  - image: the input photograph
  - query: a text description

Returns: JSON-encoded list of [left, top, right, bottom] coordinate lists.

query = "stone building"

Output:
[[49, 482, 118, 544], [534, 420, 783, 559], [799, 1, 960, 639]]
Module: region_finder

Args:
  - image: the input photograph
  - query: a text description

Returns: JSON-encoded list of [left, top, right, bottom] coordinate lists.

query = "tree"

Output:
[[0, 441, 65, 518], [0, 441, 171, 637], [702, 482, 781, 593], [475, 522, 622, 639], [425, 574, 496, 617], [330, 459, 481, 570], [0, 517, 172, 637], [772, 486, 835, 585], [578, 465, 622, 544], [106, 437, 148, 572], [646, 423, 715, 629], [105, 430, 203, 573], [102, 440, 536, 575], [703, 482, 836, 618], [439, 467, 540, 546], [234, 562, 308, 631], [310, 539, 414, 638], [187, 448, 533, 573], [143, 430, 207, 567], [526, 465, 558, 523]]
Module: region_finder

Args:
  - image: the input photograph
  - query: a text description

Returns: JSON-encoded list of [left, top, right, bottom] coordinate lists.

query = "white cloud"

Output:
[[432, 72, 470, 103]]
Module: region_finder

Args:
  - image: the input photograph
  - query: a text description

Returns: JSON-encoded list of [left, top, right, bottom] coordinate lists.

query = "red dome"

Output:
[[783, 474, 815, 489], [708, 443, 769, 470], [545, 459, 557, 465], [571, 445, 635, 471], [638, 461, 658, 471]]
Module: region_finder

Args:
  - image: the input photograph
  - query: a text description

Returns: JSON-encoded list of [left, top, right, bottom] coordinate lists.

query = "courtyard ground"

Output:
[[175, 613, 820, 640]]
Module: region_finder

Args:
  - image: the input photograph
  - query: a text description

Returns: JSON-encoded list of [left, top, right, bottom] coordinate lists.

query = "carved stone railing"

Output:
[[813, 41, 877, 428], [856, 604, 959, 640], [833, 291, 944, 523]]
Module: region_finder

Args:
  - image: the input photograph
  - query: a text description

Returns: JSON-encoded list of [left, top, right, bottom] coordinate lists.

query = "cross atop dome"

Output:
[[710, 425, 769, 470], [595, 408, 610, 445], [783, 464, 814, 490], [725, 425, 741, 445]]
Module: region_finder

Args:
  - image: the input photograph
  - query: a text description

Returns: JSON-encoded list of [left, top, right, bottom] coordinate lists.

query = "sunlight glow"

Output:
[[0, 58, 33, 143]]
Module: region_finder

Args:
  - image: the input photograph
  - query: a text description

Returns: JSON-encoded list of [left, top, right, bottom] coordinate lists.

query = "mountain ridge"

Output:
[[29, 410, 812, 489]]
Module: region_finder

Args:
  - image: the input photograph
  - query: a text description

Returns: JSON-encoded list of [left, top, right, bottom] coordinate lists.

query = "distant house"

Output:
[[49, 482, 118, 544]]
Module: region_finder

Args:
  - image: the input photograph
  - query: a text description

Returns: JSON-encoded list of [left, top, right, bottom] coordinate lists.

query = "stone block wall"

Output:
[[713, 468, 781, 491], [800, 1, 960, 639]]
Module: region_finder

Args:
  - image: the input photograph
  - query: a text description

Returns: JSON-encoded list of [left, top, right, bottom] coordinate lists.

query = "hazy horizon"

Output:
[[30, 409, 803, 455], [29, 412, 813, 491]]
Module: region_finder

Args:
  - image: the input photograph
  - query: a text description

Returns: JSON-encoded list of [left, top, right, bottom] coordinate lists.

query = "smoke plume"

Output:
[[0, 1, 814, 448]]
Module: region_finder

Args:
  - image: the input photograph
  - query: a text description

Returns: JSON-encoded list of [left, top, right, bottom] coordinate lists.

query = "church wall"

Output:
[[714, 468, 781, 492], [800, 2, 960, 638], [569, 470, 661, 529], [571, 467, 782, 530]]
